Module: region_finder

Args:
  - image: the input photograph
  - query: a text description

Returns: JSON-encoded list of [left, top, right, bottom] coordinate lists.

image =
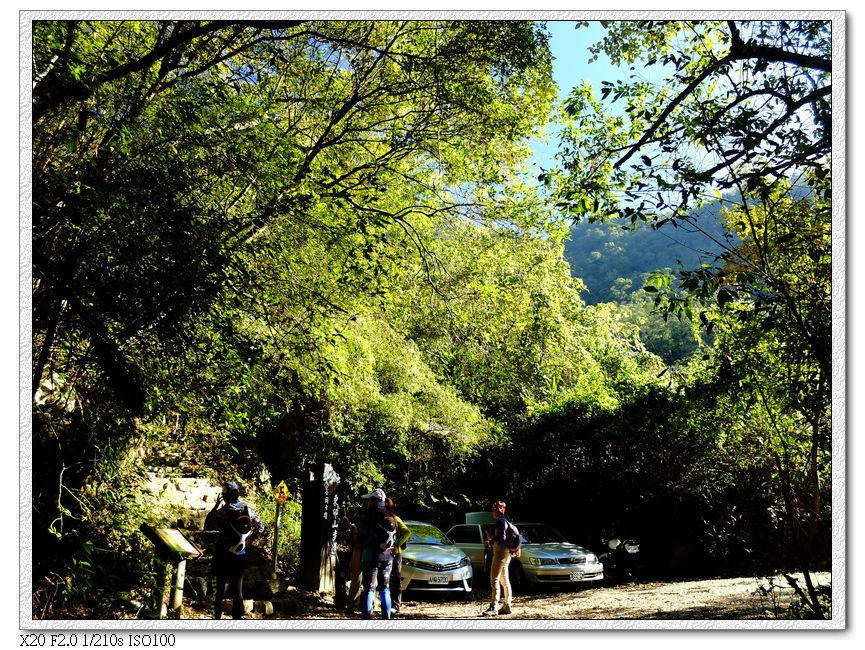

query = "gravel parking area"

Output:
[[185, 571, 828, 621], [367, 572, 829, 620]]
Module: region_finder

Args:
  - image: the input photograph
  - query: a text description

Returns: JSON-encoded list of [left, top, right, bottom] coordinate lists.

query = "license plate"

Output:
[[428, 575, 450, 584], [569, 571, 583, 581]]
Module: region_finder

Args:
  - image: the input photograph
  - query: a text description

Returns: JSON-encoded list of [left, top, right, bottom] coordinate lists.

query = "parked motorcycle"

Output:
[[599, 537, 640, 582]]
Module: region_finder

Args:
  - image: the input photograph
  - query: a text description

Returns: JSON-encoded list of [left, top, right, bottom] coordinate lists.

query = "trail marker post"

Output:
[[272, 480, 290, 573]]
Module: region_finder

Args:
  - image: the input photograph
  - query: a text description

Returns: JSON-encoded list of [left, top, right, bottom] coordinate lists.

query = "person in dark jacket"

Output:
[[359, 488, 396, 619], [204, 481, 265, 620]]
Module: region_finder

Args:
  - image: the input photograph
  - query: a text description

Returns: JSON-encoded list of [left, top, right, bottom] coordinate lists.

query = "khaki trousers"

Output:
[[488, 544, 512, 608]]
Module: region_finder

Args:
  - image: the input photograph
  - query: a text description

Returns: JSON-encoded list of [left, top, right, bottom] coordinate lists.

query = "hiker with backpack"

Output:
[[205, 481, 265, 620], [482, 500, 520, 617], [386, 497, 411, 617], [358, 488, 397, 619]]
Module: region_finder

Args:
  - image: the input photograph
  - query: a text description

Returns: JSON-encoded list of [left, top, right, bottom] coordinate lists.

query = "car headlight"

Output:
[[529, 557, 557, 566], [586, 554, 598, 563], [459, 556, 470, 567], [403, 558, 418, 568]]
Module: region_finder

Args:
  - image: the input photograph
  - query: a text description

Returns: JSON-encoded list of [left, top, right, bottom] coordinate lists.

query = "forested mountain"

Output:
[[564, 200, 731, 305]]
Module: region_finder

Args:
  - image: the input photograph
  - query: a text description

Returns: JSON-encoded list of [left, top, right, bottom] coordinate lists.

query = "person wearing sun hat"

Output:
[[358, 488, 396, 619]]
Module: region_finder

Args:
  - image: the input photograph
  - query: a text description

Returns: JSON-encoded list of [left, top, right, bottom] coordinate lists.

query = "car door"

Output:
[[447, 524, 485, 573]]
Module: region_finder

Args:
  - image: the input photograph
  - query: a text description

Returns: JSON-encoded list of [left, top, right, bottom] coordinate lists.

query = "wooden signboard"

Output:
[[140, 524, 203, 559], [140, 524, 203, 618]]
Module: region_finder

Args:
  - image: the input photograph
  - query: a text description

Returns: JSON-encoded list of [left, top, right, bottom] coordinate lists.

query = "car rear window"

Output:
[[448, 525, 481, 544], [516, 524, 568, 544]]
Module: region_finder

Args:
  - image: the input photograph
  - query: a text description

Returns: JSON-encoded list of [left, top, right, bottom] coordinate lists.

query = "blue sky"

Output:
[[527, 20, 629, 176]]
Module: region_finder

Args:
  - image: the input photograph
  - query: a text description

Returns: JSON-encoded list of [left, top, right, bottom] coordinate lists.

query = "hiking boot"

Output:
[[498, 604, 511, 615], [482, 605, 498, 616]]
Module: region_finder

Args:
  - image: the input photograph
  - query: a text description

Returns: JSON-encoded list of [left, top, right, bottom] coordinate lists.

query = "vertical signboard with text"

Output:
[[299, 463, 340, 592]]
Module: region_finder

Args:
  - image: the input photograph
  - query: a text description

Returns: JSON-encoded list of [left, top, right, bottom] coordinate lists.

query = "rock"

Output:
[[177, 511, 209, 531], [184, 576, 208, 599], [273, 597, 300, 615], [254, 601, 274, 615], [266, 578, 286, 597], [261, 578, 285, 596]]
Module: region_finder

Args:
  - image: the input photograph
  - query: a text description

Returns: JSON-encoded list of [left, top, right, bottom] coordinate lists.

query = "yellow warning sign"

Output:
[[275, 480, 290, 504]]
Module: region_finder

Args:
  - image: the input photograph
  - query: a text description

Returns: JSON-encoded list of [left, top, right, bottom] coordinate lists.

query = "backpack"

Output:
[[226, 505, 253, 555], [504, 519, 522, 551], [375, 515, 397, 551]]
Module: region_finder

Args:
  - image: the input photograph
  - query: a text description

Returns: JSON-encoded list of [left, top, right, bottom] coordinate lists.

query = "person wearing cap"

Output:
[[358, 488, 396, 619], [482, 500, 513, 616], [205, 481, 265, 619]]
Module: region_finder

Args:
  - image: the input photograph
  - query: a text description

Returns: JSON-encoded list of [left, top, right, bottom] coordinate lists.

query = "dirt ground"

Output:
[[183, 572, 830, 621]]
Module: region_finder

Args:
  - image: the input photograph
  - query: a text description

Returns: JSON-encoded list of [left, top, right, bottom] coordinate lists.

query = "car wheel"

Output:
[[509, 561, 524, 592]]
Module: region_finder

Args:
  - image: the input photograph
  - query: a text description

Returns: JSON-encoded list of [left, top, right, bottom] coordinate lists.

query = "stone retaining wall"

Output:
[[143, 469, 219, 530]]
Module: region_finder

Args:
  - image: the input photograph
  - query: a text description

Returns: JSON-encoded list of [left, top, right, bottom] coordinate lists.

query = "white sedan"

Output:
[[400, 520, 473, 594]]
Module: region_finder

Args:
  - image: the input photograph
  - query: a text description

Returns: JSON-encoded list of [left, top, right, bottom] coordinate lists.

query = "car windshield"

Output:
[[517, 524, 568, 544], [407, 523, 453, 545]]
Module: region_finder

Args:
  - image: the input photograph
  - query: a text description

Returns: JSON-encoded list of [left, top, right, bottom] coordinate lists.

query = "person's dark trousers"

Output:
[[212, 552, 246, 619], [361, 558, 393, 619], [390, 554, 403, 614]]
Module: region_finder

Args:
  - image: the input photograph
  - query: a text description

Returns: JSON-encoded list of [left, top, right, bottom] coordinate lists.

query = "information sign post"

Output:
[[140, 524, 202, 619]]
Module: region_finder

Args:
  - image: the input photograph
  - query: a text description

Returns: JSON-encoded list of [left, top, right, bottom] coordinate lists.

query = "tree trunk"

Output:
[[33, 298, 63, 397], [774, 454, 824, 618]]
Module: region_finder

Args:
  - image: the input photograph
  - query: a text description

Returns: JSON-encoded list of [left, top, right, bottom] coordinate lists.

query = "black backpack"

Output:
[[226, 505, 253, 555], [376, 515, 397, 551], [504, 519, 522, 551]]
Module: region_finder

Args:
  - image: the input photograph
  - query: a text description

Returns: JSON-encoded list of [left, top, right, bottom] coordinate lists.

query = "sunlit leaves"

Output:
[[556, 20, 831, 227]]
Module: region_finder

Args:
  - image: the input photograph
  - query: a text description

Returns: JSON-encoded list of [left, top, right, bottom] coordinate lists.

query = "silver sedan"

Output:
[[446, 521, 603, 588], [400, 520, 473, 593]]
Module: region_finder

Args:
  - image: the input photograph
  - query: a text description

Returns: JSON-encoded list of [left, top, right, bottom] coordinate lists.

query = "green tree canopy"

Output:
[[32, 19, 555, 416], [549, 19, 833, 617]]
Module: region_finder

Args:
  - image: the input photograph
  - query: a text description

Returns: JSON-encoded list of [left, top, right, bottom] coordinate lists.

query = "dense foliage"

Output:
[[551, 19, 832, 616], [30, 18, 833, 620]]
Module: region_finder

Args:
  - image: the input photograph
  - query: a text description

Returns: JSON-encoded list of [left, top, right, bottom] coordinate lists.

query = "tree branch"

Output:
[[33, 20, 305, 121]]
